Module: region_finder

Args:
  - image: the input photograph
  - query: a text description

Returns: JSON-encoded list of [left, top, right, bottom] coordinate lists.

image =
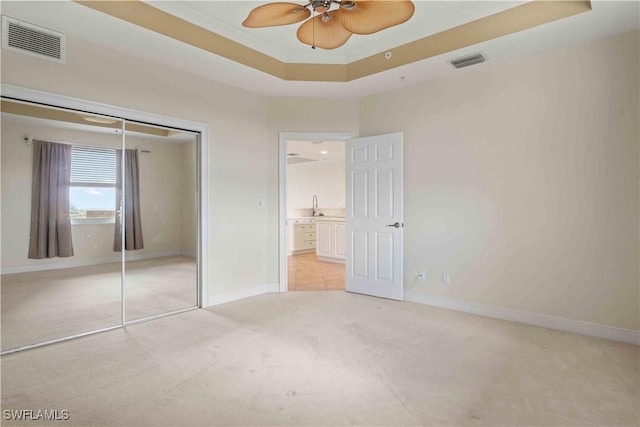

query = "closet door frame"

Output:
[[0, 84, 209, 354]]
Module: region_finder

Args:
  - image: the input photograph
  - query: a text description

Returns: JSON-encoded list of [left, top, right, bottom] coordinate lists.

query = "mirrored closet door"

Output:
[[1, 99, 199, 354], [123, 123, 198, 322], [1, 100, 124, 351]]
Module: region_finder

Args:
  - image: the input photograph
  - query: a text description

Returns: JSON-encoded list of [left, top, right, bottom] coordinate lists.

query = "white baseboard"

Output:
[[181, 250, 197, 259], [405, 291, 640, 345], [1, 251, 183, 275], [207, 283, 281, 307], [266, 283, 281, 293], [316, 256, 345, 264], [288, 249, 315, 256]]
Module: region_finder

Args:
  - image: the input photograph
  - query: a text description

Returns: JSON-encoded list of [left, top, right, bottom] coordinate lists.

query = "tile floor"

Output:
[[288, 253, 345, 291]]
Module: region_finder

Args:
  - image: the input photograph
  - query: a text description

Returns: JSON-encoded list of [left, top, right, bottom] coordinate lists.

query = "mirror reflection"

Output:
[[1, 101, 124, 351], [123, 124, 198, 321], [1, 100, 199, 353]]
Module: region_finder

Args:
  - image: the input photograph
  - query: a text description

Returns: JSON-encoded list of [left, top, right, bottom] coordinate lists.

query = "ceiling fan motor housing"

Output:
[[311, 0, 332, 13], [341, 1, 356, 10]]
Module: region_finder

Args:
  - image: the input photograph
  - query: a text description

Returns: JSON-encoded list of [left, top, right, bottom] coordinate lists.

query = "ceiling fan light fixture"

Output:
[[312, 0, 332, 13], [296, 10, 352, 49], [341, 1, 356, 11]]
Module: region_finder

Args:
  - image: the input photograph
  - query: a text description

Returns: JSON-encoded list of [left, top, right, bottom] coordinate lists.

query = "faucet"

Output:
[[312, 195, 318, 216]]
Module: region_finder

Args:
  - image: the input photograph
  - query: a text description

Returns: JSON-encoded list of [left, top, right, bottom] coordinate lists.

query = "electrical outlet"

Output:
[[417, 271, 425, 281], [442, 273, 450, 285], [257, 199, 266, 208]]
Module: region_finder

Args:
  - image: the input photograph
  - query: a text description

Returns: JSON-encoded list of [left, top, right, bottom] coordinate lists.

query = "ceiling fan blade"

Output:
[[243, 2, 311, 28], [339, 0, 415, 35], [297, 11, 353, 49]]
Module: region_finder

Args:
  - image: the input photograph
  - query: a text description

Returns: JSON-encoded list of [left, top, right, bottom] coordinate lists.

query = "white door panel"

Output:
[[352, 171, 368, 217], [352, 231, 368, 278], [376, 169, 394, 218], [345, 133, 403, 300]]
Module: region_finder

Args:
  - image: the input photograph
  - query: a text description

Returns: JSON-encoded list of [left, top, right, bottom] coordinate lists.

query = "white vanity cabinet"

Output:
[[287, 218, 316, 254], [316, 218, 345, 263]]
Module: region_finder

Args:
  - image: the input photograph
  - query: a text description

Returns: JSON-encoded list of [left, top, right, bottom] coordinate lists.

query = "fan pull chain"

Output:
[[311, 9, 316, 49]]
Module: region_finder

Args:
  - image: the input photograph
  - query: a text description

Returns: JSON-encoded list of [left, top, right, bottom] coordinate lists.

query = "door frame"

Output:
[[278, 132, 353, 293]]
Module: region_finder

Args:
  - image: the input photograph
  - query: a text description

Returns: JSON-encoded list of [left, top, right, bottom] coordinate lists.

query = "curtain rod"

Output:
[[24, 136, 71, 147], [23, 136, 151, 153]]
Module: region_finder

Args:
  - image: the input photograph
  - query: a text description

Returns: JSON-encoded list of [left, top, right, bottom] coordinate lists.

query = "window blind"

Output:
[[70, 146, 116, 186]]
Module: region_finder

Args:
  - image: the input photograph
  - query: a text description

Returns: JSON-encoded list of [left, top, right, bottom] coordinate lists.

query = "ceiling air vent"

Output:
[[2, 16, 66, 63], [450, 53, 485, 69]]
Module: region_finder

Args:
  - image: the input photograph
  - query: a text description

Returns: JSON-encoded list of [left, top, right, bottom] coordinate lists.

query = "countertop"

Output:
[[287, 216, 345, 221], [314, 216, 345, 221]]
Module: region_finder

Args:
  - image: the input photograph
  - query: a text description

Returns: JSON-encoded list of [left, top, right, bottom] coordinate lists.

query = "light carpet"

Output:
[[1, 291, 638, 426], [1, 256, 197, 352]]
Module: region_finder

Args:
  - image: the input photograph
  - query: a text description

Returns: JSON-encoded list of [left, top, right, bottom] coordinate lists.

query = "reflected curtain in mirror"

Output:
[[114, 149, 144, 251], [28, 140, 74, 259]]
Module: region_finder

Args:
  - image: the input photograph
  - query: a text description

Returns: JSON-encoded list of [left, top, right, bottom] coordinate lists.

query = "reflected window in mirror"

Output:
[[69, 146, 117, 224]]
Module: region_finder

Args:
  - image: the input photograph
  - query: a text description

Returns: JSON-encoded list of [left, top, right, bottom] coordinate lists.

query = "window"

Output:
[[69, 146, 117, 223]]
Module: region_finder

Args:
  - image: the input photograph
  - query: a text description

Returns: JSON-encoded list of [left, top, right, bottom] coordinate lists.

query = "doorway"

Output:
[[279, 132, 352, 293], [280, 131, 405, 300]]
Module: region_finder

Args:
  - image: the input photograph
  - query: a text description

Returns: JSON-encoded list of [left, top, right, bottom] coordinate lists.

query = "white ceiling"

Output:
[[0, 1, 638, 98], [288, 140, 345, 163]]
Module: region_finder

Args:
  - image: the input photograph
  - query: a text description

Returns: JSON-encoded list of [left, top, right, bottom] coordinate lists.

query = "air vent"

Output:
[[450, 53, 485, 69], [2, 16, 66, 63]]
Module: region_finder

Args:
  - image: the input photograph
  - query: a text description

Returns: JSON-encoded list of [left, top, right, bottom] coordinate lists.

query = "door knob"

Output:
[[386, 222, 401, 228]]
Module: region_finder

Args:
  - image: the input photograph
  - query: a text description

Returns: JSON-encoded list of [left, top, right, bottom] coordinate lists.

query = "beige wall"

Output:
[[1, 118, 195, 272], [126, 133, 190, 260], [287, 160, 346, 211], [359, 31, 639, 331], [1, 36, 270, 298], [180, 139, 197, 258]]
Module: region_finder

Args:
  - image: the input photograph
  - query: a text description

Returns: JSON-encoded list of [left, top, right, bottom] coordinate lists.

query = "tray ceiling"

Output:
[[1, 1, 638, 97]]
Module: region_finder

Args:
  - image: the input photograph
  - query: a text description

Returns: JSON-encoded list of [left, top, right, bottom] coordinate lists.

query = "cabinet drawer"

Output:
[[302, 224, 316, 231], [304, 232, 316, 241], [303, 240, 315, 248]]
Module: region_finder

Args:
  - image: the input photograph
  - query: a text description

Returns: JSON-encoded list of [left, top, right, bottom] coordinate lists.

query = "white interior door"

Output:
[[345, 133, 403, 300]]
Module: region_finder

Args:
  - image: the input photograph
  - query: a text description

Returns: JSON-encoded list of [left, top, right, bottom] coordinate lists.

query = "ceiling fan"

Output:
[[242, 0, 415, 50]]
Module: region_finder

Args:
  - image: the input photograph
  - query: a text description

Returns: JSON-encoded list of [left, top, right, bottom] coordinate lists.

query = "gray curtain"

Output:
[[114, 149, 144, 251], [28, 140, 74, 259]]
